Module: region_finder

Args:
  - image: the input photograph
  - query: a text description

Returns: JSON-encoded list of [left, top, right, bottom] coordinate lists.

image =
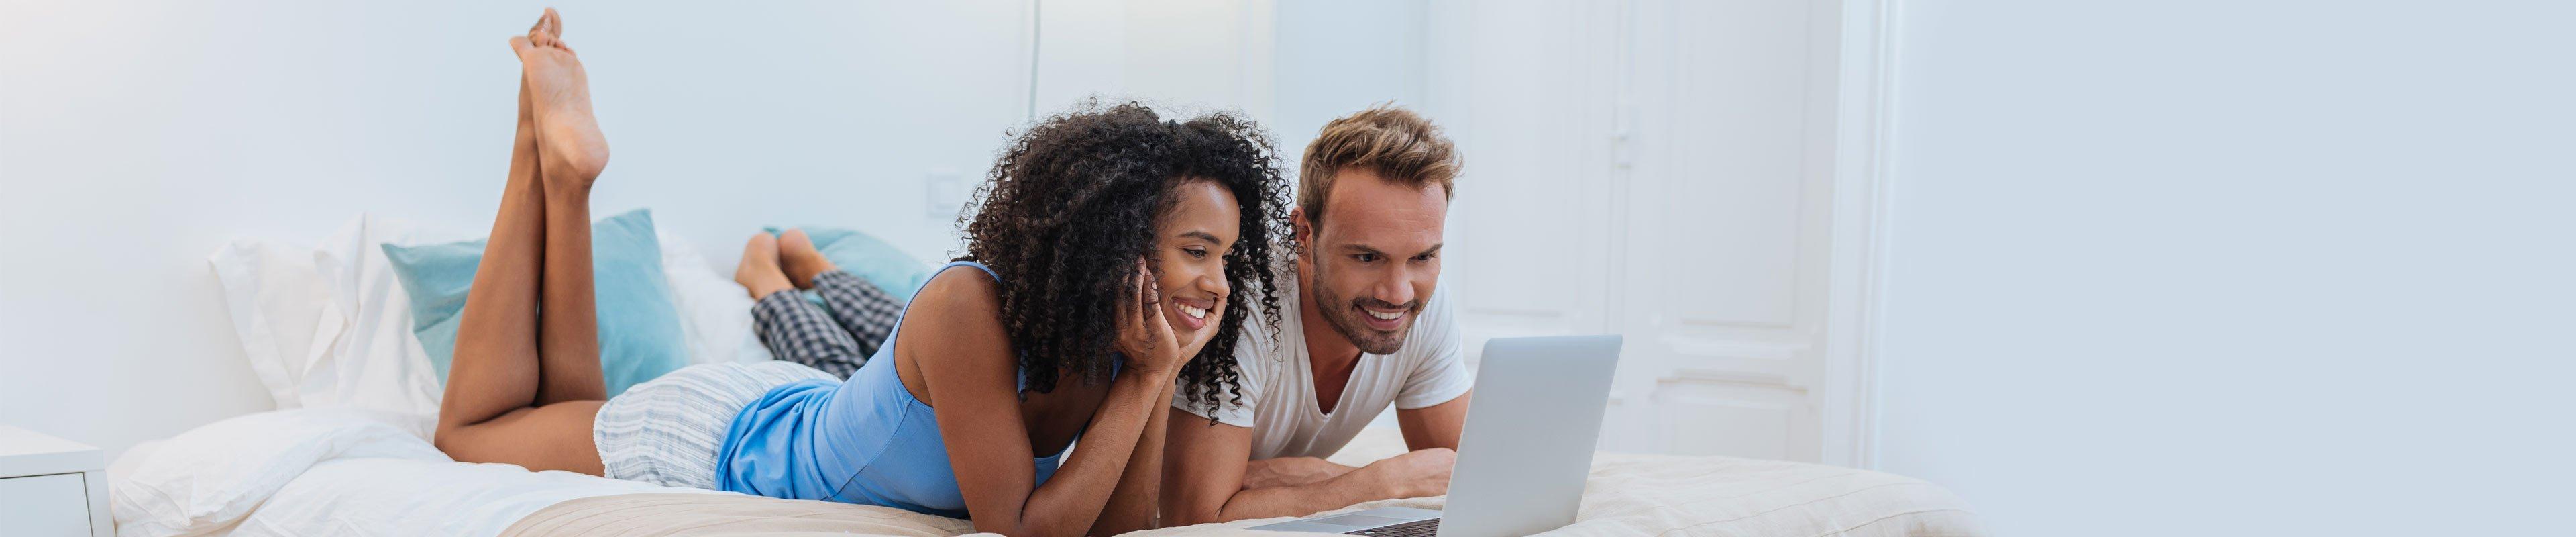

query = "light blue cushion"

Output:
[[383, 209, 688, 397], [762, 226, 935, 301]]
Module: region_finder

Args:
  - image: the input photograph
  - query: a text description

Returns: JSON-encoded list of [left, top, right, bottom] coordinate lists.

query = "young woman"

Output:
[[434, 10, 1291, 536]]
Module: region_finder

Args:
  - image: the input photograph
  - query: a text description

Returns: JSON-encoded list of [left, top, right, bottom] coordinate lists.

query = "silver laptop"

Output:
[[1247, 335, 1623, 537]]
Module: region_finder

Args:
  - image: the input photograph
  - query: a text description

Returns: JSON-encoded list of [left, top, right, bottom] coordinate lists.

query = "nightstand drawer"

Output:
[[0, 473, 92, 536]]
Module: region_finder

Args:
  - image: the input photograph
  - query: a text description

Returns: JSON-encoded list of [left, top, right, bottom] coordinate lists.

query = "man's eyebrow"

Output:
[[1336, 243, 1442, 258]]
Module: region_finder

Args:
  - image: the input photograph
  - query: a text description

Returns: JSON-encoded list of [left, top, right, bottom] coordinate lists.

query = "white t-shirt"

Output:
[[1173, 270, 1471, 460]]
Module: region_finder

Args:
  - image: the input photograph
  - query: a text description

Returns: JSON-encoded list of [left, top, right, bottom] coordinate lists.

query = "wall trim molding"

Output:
[[1823, 0, 1902, 469]]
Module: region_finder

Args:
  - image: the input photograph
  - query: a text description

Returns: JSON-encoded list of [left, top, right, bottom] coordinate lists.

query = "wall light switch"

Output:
[[925, 168, 966, 219]]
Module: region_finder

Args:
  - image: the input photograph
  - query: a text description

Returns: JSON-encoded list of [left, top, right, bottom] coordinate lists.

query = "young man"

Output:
[[1161, 105, 1470, 526]]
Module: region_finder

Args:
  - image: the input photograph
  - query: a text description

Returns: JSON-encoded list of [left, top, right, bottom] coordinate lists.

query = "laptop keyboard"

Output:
[[1346, 518, 1440, 536]]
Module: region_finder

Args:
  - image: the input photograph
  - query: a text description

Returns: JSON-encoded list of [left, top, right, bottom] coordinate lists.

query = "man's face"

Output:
[[1297, 168, 1448, 355]]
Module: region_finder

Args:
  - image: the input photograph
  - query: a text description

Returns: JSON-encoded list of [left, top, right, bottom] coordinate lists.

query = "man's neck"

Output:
[[1298, 272, 1363, 379]]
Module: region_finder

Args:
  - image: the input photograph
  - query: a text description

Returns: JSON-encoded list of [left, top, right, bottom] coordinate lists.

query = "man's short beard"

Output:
[[1307, 260, 1415, 355]]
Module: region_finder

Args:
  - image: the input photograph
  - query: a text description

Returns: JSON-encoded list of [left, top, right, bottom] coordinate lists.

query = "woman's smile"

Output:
[[1168, 295, 1216, 332]]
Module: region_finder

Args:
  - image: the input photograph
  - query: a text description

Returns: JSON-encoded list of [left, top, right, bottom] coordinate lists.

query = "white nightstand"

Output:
[[0, 426, 113, 537]]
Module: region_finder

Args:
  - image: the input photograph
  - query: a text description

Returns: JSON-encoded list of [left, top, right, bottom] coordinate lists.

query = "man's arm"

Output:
[[1161, 408, 1453, 526], [1242, 456, 1356, 489], [1392, 287, 1472, 452], [1395, 390, 1471, 451]]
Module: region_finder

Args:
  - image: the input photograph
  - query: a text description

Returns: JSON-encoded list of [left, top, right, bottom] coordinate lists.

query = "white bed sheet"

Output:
[[234, 458, 716, 536]]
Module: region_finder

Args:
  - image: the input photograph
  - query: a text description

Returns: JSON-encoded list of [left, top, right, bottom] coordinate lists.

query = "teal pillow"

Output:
[[384, 209, 688, 397], [763, 226, 936, 301]]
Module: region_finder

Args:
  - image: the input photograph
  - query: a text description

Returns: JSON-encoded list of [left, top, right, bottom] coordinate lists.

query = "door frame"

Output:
[[1819, 0, 1902, 469]]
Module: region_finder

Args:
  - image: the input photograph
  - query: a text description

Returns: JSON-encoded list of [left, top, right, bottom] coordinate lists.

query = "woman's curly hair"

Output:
[[955, 100, 1290, 417]]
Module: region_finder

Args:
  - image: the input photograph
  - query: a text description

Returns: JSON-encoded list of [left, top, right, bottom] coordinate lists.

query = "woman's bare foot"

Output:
[[777, 228, 839, 289], [511, 8, 609, 194], [736, 233, 796, 300]]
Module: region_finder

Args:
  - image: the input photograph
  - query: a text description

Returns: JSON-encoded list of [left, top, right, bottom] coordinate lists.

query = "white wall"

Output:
[[0, 0, 1344, 460], [1272, 0, 1427, 176], [0, 1, 1036, 458], [1034, 0, 1276, 121], [1872, 1, 2576, 534]]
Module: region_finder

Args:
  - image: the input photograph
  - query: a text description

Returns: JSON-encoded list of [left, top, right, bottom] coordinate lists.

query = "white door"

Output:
[[1426, 0, 1862, 463]]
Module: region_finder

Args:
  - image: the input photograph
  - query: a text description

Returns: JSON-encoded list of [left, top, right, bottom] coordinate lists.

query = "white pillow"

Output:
[[207, 240, 338, 410], [308, 214, 448, 418], [657, 230, 776, 365], [204, 213, 466, 421], [109, 408, 444, 537], [210, 214, 772, 427]]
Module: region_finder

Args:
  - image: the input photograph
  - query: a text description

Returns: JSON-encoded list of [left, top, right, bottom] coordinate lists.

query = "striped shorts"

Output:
[[590, 361, 835, 489]]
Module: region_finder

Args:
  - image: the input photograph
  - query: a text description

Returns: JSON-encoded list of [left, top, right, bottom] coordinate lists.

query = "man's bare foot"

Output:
[[736, 233, 795, 300], [511, 8, 609, 195], [777, 228, 839, 289]]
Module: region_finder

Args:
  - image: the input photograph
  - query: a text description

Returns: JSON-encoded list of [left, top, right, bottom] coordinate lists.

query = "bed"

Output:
[[107, 407, 1979, 536], [142, 215, 1982, 536]]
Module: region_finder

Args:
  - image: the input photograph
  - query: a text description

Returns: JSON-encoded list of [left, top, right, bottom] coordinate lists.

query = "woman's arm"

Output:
[[911, 266, 1188, 537], [975, 365, 1176, 536], [1088, 377, 1173, 534]]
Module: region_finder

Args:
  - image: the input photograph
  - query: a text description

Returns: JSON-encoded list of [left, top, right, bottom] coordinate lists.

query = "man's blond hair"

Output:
[[1298, 104, 1459, 227]]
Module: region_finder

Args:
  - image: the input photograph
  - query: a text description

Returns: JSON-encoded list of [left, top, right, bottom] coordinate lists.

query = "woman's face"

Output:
[[1152, 179, 1242, 358]]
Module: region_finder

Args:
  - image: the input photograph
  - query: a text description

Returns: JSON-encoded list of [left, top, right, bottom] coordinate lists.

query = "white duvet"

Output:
[[109, 408, 718, 537], [112, 408, 1980, 537]]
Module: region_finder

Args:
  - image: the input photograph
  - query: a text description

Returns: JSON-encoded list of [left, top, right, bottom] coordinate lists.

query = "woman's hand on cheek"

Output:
[[1114, 257, 1185, 377]]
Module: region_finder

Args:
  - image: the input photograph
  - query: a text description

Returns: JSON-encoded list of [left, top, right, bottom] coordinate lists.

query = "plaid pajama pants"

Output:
[[749, 270, 905, 379]]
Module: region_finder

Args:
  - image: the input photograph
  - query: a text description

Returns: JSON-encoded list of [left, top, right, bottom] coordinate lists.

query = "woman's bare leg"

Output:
[[433, 10, 609, 476], [735, 232, 797, 300], [777, 228, 840, 290], [438, 70, 547, 440], [529, 7, 608, 405]]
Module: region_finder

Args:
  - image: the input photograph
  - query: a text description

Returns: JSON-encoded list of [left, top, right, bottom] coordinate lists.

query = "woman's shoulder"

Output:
[[892, 263, 1017, 393], [923, 262, 1000, 293], [908, 265, 1004, 331]]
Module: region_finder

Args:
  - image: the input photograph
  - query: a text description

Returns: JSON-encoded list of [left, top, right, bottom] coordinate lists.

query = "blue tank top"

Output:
[[713, 261, 1077, 518]]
